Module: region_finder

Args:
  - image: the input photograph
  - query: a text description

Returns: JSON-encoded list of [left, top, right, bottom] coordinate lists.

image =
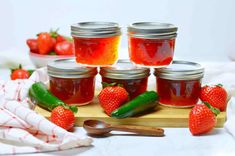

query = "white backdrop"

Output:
[[0, 0, 235, 62]]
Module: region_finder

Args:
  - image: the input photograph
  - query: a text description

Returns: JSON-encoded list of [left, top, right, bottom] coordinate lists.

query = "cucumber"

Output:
[[111, 91, 158, 118], [29, 82, 78, 113]]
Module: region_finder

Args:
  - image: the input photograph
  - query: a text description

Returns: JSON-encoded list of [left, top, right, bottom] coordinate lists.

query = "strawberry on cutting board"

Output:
[[200, 84, 228, 111], [98, 85, 129, 116], [189, 102, 220, 135], [50, 106, 75, 131]]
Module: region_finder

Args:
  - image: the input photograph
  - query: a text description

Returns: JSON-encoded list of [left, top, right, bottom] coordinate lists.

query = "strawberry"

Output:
[[189, 102, 220, 135], [26, 39, 39, 53], [37, 32, 56, 54], [50, 106, 75, 131], [98, 85, 129, 116], [55, 41, 74, 55], [200, 84, 228, 111], [10, 64, 30, 80], [56, 35, 67, 43]]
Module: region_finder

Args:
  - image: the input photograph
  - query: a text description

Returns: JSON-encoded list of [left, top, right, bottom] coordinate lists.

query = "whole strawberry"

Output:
[[98, 86, 129, 116], [10, 64, 30, 80], [189, 103, 220, 135], [50, 106, 75, 131], [200, 84, 227, 111], [37, 32, 56, 54]]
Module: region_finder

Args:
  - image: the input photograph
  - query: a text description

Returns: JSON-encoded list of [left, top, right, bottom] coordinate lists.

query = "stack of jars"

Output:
[[47, 22, 204, 108]]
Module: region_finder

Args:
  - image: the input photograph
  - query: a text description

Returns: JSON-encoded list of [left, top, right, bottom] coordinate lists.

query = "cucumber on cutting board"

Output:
[[29, 82, 77, 113], [111, 91, 159, 118]]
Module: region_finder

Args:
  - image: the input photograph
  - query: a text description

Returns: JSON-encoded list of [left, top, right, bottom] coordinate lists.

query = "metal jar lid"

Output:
[[71, 22, 121, 38], [154, 60, 204, 80], [100, 59, 150, 79], [128, 22, 178, 39], [47, 58, 97, 78]]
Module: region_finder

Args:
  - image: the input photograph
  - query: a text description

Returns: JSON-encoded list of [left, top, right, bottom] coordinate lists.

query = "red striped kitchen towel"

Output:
[[0, 68, 92, 155]]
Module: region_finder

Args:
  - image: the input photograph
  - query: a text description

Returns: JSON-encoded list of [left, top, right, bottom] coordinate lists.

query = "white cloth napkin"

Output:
[[0, 68, 92, 155]]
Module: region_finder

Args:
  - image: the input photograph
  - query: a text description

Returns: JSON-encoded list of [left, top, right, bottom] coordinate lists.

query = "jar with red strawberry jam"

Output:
[[71, 22, 121, 66], [100, 59, 150, 99], [128, 22, 178, 68], [47, 59, 97, 105], [154, 61, 204, 108]]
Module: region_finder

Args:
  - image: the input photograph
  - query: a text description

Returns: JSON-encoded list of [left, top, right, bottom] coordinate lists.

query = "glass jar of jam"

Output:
[[71, 22, 121, 66], [47, 59, 97, 105], [154, 61, 204, 108], [100, 59, 150, 99], [128, 22, 178, 68]]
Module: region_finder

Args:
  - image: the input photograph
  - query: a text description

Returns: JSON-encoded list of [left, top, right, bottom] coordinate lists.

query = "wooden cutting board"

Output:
[[35, 97, 226, 128]]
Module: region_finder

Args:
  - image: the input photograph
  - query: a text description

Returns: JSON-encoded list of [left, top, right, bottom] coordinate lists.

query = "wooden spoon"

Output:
[[83, 120, 164, 137]]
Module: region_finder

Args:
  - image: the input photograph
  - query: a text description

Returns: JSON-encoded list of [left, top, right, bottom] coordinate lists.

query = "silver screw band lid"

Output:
[[71, 22, 121, 38], [100, 59, 150, 79], [47, 58, 97, 78], [154, 60, 204, 80], [128, 22, 178, 39]]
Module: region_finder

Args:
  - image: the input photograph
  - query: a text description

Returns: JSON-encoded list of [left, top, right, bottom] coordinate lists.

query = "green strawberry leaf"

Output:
[[101, 82, 124, 88], [10, 64, 22, 73], [204, 102, 220, 116], [50, 28, 59, 38], [28, 70, 35, 76], [101, 82, 116, 88], [48, 51, 57, 55], [61, 103, 78, 114], [216, 84, 223, 87], [69, 105, 78, 114]]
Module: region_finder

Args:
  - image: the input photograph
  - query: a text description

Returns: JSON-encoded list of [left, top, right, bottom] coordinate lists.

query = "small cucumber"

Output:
[[111, 91, 158, 118], [29, 82, 77, 113]]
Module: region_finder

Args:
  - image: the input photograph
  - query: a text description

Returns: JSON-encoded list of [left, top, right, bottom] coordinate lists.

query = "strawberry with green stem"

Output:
[[189, 102, 220, 135], [27, 28, 73, 55], [50, 106, 75, 131], [98, 82, 129, 116], [10, 64, 33, 80], [200, 84, 228, 111]]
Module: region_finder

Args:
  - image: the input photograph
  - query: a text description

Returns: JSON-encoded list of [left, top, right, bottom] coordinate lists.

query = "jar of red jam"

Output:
[[71, 22, 121, 66], [154, 61, 204, 108], [47, 59, 97, 105], [128, 22, 178, 68], [100, 60, 150, 99]]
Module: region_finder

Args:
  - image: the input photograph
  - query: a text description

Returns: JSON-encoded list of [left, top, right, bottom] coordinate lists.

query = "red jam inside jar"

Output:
[[47, 59, 97, 105], [154, 61, 204, 108], [71, 22, 121, 66], [129, 38, 175, 66], [128, 22, 177, 67], [100, 60, 150, 99]]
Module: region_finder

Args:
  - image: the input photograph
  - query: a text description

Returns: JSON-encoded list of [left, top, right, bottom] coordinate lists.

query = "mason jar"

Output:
[[154, 60, 204, 108], [47, 58, 97, 105], [71, 22, 121, 66], [128, 22, 178, 68]]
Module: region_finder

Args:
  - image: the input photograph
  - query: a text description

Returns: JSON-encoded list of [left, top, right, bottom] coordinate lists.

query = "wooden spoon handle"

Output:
[[110, 125, 164, 136]]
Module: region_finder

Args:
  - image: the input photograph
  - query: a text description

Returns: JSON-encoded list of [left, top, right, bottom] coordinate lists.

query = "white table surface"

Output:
[[23, 128, 235, 156], [1, 51, 235, 156]]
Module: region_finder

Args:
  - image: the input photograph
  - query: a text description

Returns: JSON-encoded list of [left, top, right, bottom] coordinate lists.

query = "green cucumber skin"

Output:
[[111, 91, 159, 119], [29, 82, 65, 111]]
